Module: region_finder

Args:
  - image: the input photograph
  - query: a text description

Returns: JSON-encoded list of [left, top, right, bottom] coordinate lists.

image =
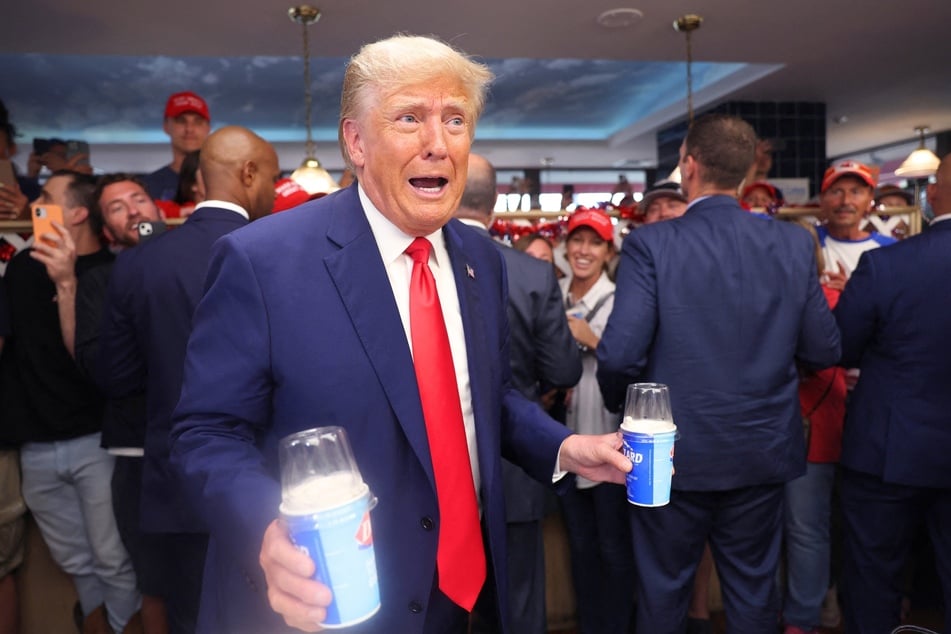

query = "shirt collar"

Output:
[[358, 184, 447, 267], [194, 200, 249, 220], [684, 194, 714, 212], [457, 218, 489, 231]]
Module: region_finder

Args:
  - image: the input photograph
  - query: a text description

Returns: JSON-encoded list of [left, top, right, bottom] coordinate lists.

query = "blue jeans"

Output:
[[20, 433, 141, 632], [782, 462, 835, 629], [559, 483, 635, 634]]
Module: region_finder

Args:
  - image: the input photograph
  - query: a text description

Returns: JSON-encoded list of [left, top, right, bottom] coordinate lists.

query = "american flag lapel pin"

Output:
[[466, 264, 475, 279]]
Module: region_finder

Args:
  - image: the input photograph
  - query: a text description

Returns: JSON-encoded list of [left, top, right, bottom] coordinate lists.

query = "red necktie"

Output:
[[405, 237, 486, 611]]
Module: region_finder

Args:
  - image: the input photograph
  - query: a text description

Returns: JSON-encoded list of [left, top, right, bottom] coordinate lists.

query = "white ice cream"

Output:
[[620, 417, 677, 435], [281, 471, 367, 515]]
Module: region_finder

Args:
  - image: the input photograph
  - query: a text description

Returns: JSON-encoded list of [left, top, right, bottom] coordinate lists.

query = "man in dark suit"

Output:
[[597, 114, 841, 634], [834, 153, 951, 634], [98, 126, 280, 633], [455, 153, 582, 634], [167, 35, 630, 634]]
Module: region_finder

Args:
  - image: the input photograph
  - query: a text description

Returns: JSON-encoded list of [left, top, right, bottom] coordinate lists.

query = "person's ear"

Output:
[[682, 154, 698, 183], [241, 160, 258, 188], [342, 119, 366, 169], [69, 205, 90, 227], [926, 182, 937, 208]]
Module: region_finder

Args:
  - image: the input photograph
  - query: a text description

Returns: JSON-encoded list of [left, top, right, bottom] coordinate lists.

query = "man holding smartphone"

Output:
[[0, 170, 141, 634], [142, 92, 211, 203]]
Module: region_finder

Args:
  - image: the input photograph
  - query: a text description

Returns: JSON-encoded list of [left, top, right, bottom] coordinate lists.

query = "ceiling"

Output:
[[3, 0, 951, 174]]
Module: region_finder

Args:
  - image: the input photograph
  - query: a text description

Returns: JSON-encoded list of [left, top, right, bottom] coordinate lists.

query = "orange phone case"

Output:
[[31, 204, 65, 244]]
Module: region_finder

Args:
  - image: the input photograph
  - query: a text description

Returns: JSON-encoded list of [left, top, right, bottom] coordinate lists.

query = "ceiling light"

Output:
[[597, 8, 644, 28], [674, 14, 703, 123], [288, 5, 339, 195], [895, 126, 941, 178]]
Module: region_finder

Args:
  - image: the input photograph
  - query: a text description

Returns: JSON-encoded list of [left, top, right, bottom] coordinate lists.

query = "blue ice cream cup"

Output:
[[281, 478, 380, 629], [620, 419, 677, 507]]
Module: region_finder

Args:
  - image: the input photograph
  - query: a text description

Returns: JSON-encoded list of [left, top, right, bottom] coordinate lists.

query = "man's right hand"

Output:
[[820, 260, 848, 291], [260, 519, 333, 632], [29, 222, 77, 287]]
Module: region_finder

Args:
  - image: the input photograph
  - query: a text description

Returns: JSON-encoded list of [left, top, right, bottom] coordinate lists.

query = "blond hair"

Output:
[[338, 34, 494, 169]]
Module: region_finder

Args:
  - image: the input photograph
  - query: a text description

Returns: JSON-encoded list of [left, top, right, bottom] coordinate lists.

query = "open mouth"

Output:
[[409, 177, 448, 193]]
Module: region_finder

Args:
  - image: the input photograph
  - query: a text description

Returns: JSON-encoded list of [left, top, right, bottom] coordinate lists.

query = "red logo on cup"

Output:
[[355, 511, 373, 548]]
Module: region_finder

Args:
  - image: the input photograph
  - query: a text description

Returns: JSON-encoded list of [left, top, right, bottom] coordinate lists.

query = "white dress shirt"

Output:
[[192, 199, 249, 220], [359, 186, 481, 496]]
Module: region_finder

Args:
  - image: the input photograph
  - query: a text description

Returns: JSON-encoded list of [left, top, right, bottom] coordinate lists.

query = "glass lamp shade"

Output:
[[291, 157, 339, 195], [895, 147, 941, 178]]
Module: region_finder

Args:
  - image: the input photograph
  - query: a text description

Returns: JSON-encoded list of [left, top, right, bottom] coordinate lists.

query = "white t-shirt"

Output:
[[560, 272, 616, 489], [817, 225, 896, 276]]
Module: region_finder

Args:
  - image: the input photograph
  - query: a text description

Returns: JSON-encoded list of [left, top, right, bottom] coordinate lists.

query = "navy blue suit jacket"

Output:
[[168, 186, 572, 634], [98, 205, 248, 531], [834, 218, 951, 487], [597, 195, 841, 490]]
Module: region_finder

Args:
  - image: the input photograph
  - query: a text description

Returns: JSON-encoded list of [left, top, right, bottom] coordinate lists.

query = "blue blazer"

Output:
[[98, 206, 248, 532], [834, 218, 951, 487], [168, 186, 572, 634], [597, 195, 841, 490]]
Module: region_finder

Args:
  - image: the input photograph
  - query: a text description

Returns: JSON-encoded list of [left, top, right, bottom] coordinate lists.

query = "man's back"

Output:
[[100, 205, 248, 531], [835, 218, 951, 487], [599, 195, 840, 489]]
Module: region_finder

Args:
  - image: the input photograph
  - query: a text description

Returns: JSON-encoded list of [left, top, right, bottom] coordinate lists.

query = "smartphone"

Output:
[[0, 159, 15, 188], [31, 204, 65, 245], [33, 138, 52, 155], [66, 140, 91, 167], [32, 137, 66, 156], [137, 220, 168, 242]]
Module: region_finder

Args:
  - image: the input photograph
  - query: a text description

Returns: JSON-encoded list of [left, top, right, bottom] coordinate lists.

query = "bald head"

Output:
[[200, 126, 280, 220], [455, 154, 497, 225]]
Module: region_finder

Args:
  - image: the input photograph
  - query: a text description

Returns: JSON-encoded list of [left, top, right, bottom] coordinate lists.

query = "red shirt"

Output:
[[800, 285, 846, 463]]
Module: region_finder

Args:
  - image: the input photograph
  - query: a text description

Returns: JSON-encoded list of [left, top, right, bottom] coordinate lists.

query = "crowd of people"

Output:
[[1, 32, 949, 634]]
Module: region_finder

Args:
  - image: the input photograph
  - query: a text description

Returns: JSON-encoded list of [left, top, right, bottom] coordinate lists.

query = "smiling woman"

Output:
[[556, 206, 635, 634]]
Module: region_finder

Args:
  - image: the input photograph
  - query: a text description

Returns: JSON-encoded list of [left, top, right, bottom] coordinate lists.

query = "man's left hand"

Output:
[[558, 432, 631, 486]]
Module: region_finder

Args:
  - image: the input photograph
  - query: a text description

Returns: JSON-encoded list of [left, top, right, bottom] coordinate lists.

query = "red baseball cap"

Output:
[[567, 208, 614, 242], [820, 161, 876, 194], [164, 91, 210, 121], [272, 178, 324, 213], [741, 181, 784, 204]]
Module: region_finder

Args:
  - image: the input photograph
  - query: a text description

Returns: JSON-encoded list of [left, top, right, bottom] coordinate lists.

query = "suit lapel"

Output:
[[323, 190, 435, 490], [444, 221, 498, 500]]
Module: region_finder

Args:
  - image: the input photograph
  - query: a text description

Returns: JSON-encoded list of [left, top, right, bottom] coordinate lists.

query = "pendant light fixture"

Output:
[[288, 5, 339, 195], [667, 14, 703, 183], [895, 126, 941, 178]]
